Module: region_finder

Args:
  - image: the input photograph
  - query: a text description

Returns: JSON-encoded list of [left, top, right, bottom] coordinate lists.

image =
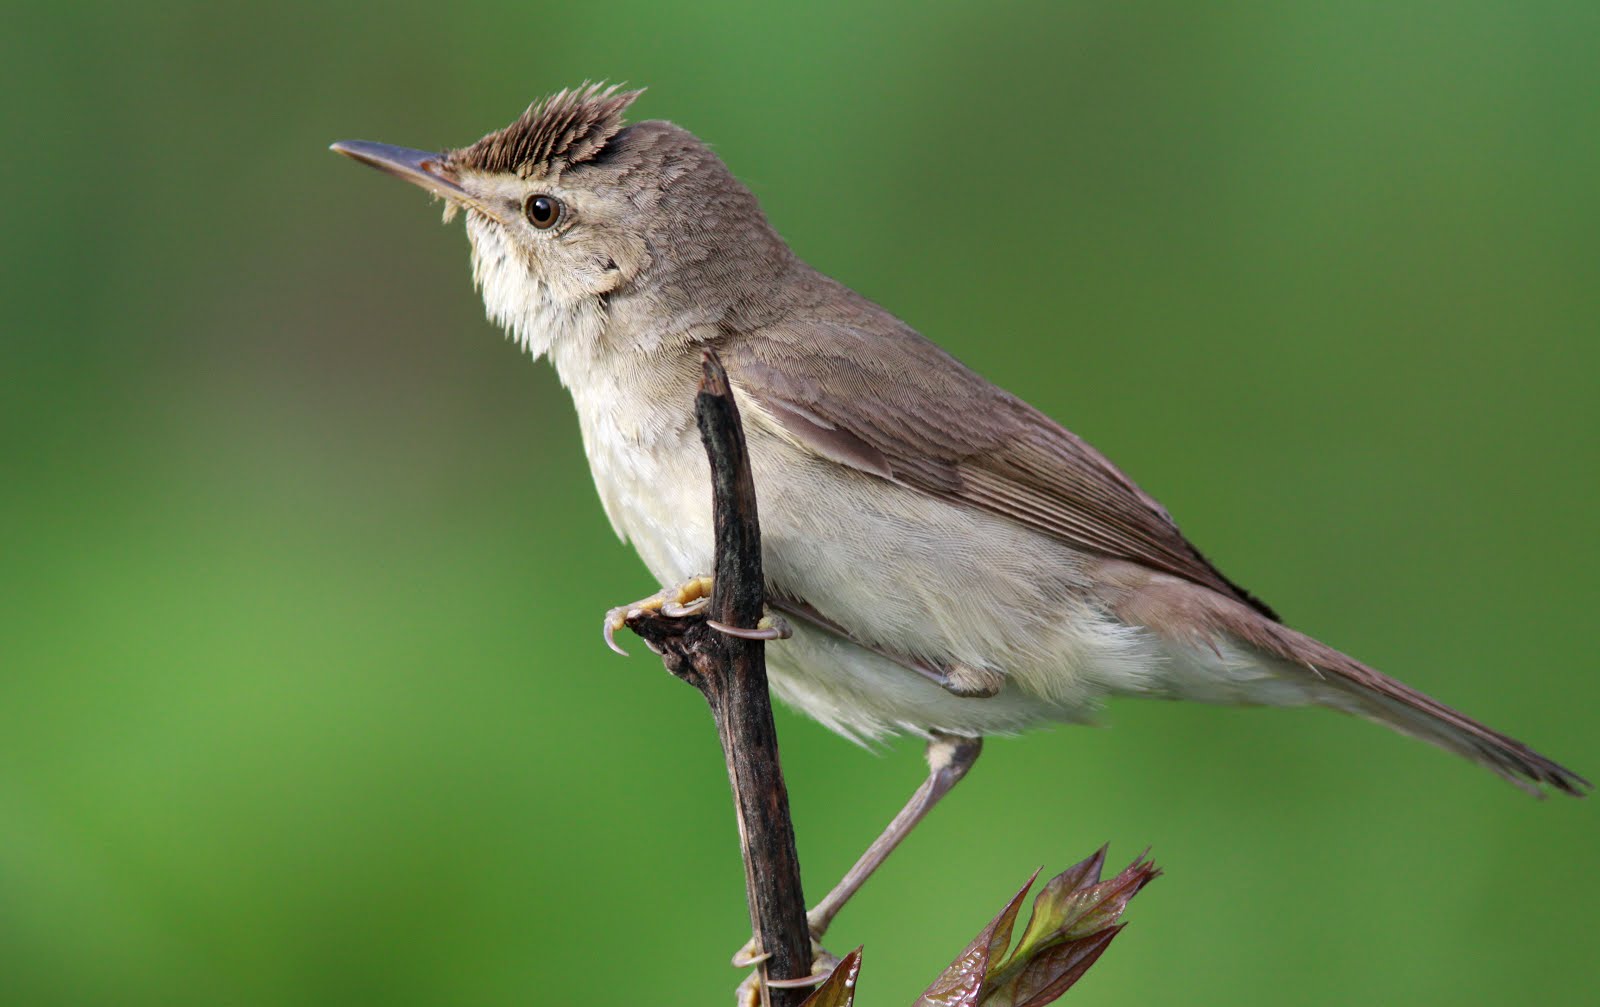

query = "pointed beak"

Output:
[[330, 140, 467, 201]]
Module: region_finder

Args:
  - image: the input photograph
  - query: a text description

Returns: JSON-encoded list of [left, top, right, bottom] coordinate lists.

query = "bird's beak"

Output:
[[330, 140, 468, 202]]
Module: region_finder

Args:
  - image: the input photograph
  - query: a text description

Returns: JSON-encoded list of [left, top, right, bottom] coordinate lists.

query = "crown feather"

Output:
[[446, 83, 643, 178]]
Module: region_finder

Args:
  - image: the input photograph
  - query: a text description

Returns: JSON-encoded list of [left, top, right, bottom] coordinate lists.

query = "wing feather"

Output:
[[724, 318, 1277, 619]]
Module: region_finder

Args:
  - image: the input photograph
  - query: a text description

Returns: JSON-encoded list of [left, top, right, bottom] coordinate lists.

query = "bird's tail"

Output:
[[1113, 569, 1589, 796], [1222, 601, 1589, 796]]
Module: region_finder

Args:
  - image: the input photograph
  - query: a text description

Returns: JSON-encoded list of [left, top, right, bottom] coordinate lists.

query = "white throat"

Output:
[[466, 214, 608, 376]]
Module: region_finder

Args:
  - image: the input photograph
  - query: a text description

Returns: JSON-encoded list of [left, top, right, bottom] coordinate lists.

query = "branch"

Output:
[[620, 352, 1159, 1007], [624, 350, 813, 1007]]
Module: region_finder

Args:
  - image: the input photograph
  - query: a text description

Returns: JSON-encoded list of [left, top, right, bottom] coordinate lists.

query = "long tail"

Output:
[[1115, 571, 1590, 796], [1222, 599, 1588, 796]]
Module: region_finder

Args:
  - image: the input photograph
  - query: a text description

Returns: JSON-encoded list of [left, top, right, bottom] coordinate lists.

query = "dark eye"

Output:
[[523, 194, 563, 230]]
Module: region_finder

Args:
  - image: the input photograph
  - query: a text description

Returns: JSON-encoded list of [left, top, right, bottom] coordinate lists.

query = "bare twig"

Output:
[[623, 350, 813, 1007]]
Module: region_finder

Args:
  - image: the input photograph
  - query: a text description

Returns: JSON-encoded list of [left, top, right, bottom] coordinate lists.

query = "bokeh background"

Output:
[[4, 2, 1597, 1004]]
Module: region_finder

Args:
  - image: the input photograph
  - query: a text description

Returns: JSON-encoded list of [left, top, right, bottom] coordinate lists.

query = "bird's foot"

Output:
[[603, 576, 714, 655], [603, 576, 793, 655], [732, 933, 841, 1007]]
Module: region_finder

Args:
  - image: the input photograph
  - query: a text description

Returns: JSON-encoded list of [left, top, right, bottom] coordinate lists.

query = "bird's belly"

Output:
[[586, 419, 1169, 739]]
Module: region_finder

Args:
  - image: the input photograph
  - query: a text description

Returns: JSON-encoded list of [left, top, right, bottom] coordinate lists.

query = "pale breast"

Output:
[[562, 349, 715, 585]]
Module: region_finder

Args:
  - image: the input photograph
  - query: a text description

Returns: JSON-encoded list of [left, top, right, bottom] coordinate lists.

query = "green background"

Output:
[[4, 2, 1596, 1004]]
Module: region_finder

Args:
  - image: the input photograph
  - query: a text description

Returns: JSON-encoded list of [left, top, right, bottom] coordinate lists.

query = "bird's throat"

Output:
[[467, 215, 608, 365]]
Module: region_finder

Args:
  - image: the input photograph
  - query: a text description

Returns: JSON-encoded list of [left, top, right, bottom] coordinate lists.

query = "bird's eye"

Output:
[[524, 194, 563, 230]]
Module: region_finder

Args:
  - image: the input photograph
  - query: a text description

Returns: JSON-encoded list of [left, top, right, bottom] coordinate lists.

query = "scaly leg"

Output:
[[807, 732, 982, 938]]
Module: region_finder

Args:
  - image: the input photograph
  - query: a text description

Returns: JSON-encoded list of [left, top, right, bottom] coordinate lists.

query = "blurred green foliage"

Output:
[[3, 2, 1596, 1005]]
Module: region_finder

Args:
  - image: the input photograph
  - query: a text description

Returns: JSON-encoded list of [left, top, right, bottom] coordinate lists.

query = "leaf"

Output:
[[980, 928, 1121, 1007], [1007, 845, 1108, 966], [1051, 855, 1159, 942], [978, 850, 1159, 1007], [799, 948, 863, 1007], [913, 869, 1040, 1007]]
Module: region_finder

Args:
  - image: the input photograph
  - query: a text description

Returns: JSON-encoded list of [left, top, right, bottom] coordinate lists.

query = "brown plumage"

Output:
[[721, 303, 1588, 797], [337, 86, 1588, 847], [446, 83, 642, 179], [726, 317, 1279, 620]]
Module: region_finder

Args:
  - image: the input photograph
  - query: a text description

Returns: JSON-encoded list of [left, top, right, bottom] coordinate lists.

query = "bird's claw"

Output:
[[730, 938, 769, 969], [602, 575, 715, 655], [707, 614, 793, 641], [603, 577, 794, 654]]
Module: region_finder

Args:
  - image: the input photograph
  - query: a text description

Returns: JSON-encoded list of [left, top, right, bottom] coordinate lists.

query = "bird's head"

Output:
[[333, 84, 790, 362]]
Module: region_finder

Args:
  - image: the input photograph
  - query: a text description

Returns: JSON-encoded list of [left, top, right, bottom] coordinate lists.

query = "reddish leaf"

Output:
[[979, 850, 1158, 1006], [1008, 846, 1108, 965], [1050, 845, 1109, 895], [799, 948, 863, 1007], [1053, 856, 1159, 941], [982, 927, 1122, 1007], [914, 869, 1040, 1007]]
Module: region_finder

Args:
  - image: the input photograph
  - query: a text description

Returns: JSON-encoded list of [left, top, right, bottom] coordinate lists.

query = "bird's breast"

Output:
[[564, 354, 714, 585]]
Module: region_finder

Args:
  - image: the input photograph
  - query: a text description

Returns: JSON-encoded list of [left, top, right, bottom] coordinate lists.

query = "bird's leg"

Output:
[[730, 732, 981, 982], [807, 732, 982, 938]]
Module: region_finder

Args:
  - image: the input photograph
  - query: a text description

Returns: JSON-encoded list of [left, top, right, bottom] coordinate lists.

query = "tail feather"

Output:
[[1325, 672, 1585, 796], [1220, 600, 1590, 797], [1109, 566, 1590, 797]]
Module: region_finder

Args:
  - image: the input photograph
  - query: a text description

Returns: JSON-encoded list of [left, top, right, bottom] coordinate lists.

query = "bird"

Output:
[[331, 82, 1587, 943]]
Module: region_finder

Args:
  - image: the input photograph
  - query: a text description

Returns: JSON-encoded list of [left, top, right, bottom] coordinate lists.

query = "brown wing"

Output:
[[724, 315, 1278, 620]]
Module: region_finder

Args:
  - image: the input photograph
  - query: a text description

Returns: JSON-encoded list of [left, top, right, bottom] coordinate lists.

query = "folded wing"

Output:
[[724, 317, 1277, 619]]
